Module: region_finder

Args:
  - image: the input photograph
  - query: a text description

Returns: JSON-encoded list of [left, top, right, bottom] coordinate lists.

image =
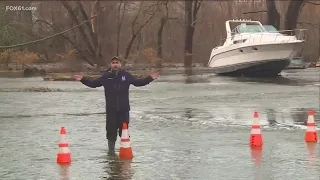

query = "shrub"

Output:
[[142, 48, 160, 66], [56, 49, 83, 72], [0, 49, 14, 69], [0, 49, 40, 69]]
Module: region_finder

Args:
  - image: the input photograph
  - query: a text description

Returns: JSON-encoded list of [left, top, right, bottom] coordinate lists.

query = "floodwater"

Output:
[[0, 68, 319, 180]]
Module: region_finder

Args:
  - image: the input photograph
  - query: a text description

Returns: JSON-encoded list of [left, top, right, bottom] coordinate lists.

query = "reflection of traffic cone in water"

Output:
[[57, 127, 71, 164], [305, 110, 318, 142], [306, 142, 317, 168], [250, 146, 263, 167], [250, 112, 263, 147], [119, 122, 133, 159], [58, 164, 70, 180]]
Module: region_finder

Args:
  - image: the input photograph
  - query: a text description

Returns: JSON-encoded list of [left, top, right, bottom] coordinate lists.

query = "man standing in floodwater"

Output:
[[73, 56, 159, 152]]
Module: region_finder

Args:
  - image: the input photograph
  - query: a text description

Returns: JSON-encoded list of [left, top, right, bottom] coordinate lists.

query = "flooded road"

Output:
[[0, 68, 319, 180]]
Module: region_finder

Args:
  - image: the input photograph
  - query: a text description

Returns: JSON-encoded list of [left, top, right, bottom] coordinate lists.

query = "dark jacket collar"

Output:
[[108, 68, 125, 77]]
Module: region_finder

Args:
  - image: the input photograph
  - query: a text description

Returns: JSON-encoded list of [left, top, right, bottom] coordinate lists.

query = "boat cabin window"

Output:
[[263, 25, 278, 32], [231, 24, 265, 34], [291, 58, 304, 64], [238, 25, 264, 33]]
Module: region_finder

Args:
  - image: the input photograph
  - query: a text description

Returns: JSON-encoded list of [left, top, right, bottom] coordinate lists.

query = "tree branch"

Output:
[[192, 1, 197, 22], [243, 10, 268, 14], [164, 0, 169, 18], [306, 1, 320, 5], [297, 21, 319, 28], [191, 0, 203, 28], [34, 20, 94, 65], [167, 17, 178, 21], [77, 0, 97, 47], [131, 2, 144, 35], [0, 13, 98, 50], [116, 0, 127, 56], [135, 8, 158, 35], [34, 20, 74, 45], [195, 0, 203, 15], [61, 1, 96, 59]]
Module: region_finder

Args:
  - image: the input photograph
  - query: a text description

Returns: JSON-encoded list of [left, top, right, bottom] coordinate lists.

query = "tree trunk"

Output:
[[156, 17, 166, 68], [92, 0, 104, 68], [61, 1, 98, 65], [184, 25, 194, 68], [124, 2, 158, 63], [116, 2, 126, 56], [184, 0, 202, 68], [284, 0, 304, 30], [184, 0, 193, 68], [266, 0, 280, 30], [228, 1, 233, 17], [124, 34, 137, 62]]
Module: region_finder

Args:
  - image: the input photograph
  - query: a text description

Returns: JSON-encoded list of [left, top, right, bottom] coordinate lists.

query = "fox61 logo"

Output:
[[5, 6, 36, 11]]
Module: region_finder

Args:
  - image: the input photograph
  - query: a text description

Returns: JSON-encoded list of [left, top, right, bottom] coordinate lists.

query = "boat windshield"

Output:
[[263, 25, 278, 32], [238, 25, 264, 33], [291, 58, 304, 65]]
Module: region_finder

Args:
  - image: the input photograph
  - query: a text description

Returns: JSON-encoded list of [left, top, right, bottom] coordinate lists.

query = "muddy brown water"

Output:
[[0, 68, 319, 180]]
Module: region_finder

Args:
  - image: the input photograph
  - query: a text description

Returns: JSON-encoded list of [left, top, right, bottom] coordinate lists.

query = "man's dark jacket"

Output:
[[80, 69, 154, 111]]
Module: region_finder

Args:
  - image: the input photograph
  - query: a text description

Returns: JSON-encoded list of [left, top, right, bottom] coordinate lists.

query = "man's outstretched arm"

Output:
[[73, 74, 104, 88], [127, 72, 159, 87]]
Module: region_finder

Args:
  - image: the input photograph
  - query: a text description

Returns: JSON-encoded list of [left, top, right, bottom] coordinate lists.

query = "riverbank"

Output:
[[1, 62, 318, 81], [0, 70, 152, 81], [42, 71, 151, 81], [0, 62, 207, 80]]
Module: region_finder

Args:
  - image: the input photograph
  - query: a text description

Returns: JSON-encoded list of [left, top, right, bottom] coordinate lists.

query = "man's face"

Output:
[[110, 60, 121, 70]]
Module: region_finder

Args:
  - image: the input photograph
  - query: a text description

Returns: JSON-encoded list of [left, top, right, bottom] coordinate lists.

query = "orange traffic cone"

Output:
[[250, 112, 263, 147], [305, 110, 318, 142], [119, 122, 133, 159], [57, 127, 71, 164]]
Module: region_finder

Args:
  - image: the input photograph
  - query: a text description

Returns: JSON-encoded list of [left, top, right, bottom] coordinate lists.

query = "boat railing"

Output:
[[216, 29, 308, 48]]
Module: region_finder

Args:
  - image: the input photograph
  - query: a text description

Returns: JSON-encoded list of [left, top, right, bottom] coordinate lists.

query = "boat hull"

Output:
[[215, 59, 290, 77], [208, 42, 303, 77]]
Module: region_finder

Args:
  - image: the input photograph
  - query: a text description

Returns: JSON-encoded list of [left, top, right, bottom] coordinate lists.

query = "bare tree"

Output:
[[61, 0, 104, 67], [89, 0, 103, 67], [284, 0, 320, 30], [266, 0, 280, 30], [184, 0, 203, 68], [34, 19, 95, 66], [0, 1, 35, 49], [284, 0, 305, 30], [156, 0, 178, 68], [124, 2, 159, 62], [242, 0, 280, 30], [33, 1, 95, 65], [32, 1, 99, 66], [4, 0, 320, 71], [116, 1, 128, 56]]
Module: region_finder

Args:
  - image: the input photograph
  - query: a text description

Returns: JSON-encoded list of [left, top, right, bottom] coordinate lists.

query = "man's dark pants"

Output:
[[106, 109, 130, 142]]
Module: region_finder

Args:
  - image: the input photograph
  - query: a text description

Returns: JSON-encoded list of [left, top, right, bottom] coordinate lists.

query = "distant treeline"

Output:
[[0, 0, 319, 69]]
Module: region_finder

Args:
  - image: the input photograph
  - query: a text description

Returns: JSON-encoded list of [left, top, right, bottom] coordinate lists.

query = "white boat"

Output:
[[208, 19, 307, 77]]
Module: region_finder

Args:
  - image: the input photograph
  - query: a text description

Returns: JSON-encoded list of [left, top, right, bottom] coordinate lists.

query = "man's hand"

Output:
[[73, 74, 83, 81], [151, 72, 160, 80]]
